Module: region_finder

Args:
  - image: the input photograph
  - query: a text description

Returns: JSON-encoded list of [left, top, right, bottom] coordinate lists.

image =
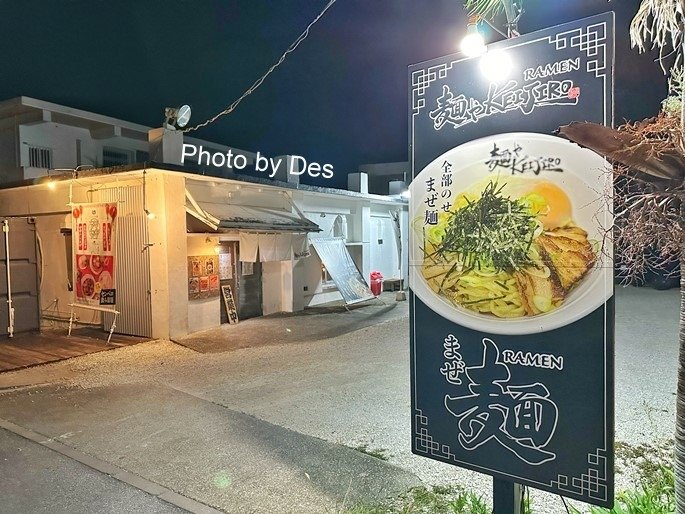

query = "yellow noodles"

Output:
[[422, 261, 526, 318]]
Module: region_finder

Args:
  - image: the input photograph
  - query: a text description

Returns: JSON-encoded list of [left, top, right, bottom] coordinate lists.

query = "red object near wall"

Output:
[[370, 271, 383, 296]]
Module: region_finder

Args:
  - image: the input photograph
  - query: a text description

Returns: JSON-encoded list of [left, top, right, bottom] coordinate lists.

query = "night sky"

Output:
[[0, 0, 667, 188]]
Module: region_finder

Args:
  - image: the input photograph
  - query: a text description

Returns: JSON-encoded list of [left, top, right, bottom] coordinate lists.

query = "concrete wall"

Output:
[[145, 172, 189, 339], [296, 191, 407, 306], [0, 176, 153, 330], [187, 179, 290, 210], [358, 161, 408, 195], [19, 122, 148, 175], [0, 168, 408, 336], [0, 123, 20, 183], [36, 213, 100, 325]]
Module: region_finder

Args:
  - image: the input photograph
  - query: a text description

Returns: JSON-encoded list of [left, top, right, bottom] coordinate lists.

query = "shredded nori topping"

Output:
[[437, 181, 537, 272]]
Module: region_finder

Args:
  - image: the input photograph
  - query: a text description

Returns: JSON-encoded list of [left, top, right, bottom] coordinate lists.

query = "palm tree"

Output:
[[464, 0, 685, 511], [570, 2, 685, 511], [464, 0, 521, 36]]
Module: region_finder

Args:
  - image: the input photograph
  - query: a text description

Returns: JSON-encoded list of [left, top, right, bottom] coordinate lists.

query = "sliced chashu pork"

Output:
[[514, 268, 564, 315], [514, 226, 596, 315], [536, 228, 596, 292], [546, 225, 589, 243]]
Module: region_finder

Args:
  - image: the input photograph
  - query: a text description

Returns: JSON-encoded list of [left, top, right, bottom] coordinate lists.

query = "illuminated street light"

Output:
[[460, 17, 486, 57], [480, 49, 513, 82]]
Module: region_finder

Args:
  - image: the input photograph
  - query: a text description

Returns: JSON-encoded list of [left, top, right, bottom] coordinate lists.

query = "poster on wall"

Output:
[[72, 203, 117, 307], [187, 255, 219, 300], [219, 253, 233, 279], [408, 13, 615, 508]]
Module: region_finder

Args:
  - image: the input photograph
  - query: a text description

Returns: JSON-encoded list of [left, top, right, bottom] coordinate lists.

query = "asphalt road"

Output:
[[0, 286, 678, 513], [0, 428, 186, 514]]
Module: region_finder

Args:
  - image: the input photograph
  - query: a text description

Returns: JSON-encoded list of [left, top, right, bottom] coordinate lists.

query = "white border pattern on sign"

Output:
[[552, 448, 609, 502], [410, 21, 608, 116], [414, 408, 609, 502], [550, 22, 607, 77], [411, 61, 461, 115]]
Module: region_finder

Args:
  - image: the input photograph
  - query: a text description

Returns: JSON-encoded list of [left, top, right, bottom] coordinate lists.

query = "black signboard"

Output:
[[408, 13, 614, 507], [221, 285, 239, 324], [310, 238, 375, 305], [99, 288, 116, 306]]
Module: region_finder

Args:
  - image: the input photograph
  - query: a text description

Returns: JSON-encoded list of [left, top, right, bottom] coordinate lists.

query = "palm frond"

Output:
[[463, 0, 505, 20], [630, 0, 685, 71]]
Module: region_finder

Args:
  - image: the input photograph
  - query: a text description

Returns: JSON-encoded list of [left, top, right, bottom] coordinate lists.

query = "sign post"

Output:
[[494, 478, 521, 514], [408, 13, 615, 509]]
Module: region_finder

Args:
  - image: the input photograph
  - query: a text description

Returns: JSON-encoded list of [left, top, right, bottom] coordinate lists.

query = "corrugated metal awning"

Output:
[[185, 188, 320, 233]]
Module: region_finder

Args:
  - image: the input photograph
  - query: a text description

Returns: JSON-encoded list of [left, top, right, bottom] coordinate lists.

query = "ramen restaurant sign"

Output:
[[408, 13, 615, 507]]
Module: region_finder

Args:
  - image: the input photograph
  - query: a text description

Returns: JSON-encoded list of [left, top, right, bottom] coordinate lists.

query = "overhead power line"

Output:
[[184, 0, 338, 133]]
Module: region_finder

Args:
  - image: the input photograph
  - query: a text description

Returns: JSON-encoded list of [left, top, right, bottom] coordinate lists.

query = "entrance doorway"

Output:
[[237, 254, 262, 321], [218, 242, 263, 322], [218, 241, 238, 324]]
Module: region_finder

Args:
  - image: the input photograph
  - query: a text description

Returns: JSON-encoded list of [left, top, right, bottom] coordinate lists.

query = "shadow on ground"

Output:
[[177, 293, 408, 354]]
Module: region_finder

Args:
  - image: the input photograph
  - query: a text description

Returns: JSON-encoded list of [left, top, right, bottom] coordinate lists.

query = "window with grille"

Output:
[[28, 146, 52, 168], [102, 147, 132, 167], [135, 150, 149, 163]]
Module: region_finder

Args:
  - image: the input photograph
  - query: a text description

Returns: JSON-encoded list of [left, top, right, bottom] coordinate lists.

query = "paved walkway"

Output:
[[0, 427, 186, 514], [177, 292, 408, 353], [0, 382, 419, 513]]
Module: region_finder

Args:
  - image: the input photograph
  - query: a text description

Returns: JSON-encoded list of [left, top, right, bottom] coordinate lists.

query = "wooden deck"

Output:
[[0, 328, 149, 372]]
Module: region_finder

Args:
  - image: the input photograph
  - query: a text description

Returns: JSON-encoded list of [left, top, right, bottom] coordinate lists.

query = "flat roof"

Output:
[[0, 161, 407, 206]]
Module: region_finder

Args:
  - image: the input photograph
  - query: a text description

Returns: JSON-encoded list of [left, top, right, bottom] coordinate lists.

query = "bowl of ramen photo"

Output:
[[80, 274, 96, 299], [77, 254, 89, 271], [409, 133, 613, 335], [90, 255, 103, 275], [98, 271, 113, 290]]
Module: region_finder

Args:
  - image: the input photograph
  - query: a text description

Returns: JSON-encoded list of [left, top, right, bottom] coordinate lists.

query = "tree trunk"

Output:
[[677, 231, 685, 513], [676, 36, 685, 513]]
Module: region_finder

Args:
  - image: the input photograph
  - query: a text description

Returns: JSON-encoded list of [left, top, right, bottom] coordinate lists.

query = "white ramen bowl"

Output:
[[409, 132, 613, 335]]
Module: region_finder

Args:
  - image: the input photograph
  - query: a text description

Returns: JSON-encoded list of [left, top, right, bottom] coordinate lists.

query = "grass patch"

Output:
[[570, 439, 674, 514], [353, 444, 389, 461], [615, 439, 672, 486], [346, 440, 674, 514], [570, 465, 674, 514], [343, 485, 490, 514]]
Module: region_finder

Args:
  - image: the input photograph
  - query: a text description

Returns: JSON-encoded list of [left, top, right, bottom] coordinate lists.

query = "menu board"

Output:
[[408, 13, 615, 508], [188, 255, 220, 300], [72, 203, 117, 307]]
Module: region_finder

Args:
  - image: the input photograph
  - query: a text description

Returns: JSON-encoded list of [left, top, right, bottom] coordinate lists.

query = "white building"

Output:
[[0, 97, 408, 339]]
